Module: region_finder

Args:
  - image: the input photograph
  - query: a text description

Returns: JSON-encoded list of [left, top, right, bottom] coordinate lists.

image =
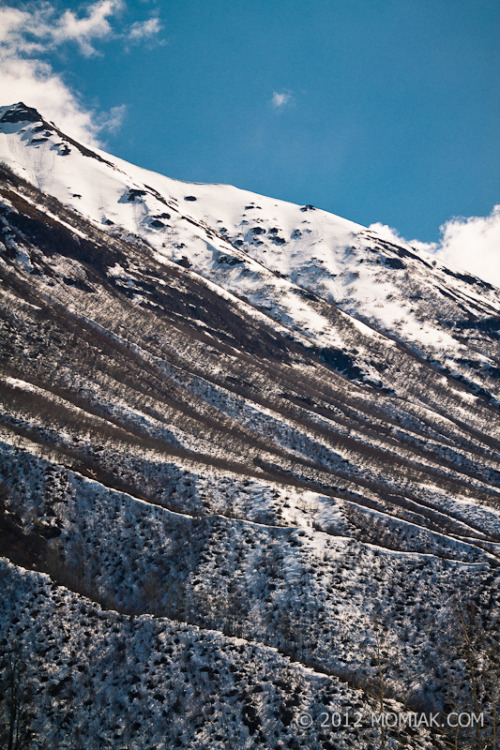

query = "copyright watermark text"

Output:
[[295, 709, 484, 731]]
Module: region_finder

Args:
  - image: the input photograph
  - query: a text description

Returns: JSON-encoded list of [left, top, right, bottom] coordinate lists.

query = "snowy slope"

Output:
[[1, 102, 500, 402]]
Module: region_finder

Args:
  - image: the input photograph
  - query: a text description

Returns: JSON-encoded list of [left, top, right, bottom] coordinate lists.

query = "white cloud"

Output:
[[0, 0, 124, 58], [369, 207, 500, 289], [0, 1, 162, 144], [97, 103, 127, 133], [0, 7, 31, 52], [435, 206, 500, 288], [271, 91, 292, 108], [367, 222, 408, 246], [128, 16, 162, 42], [54, 0, 124, 57], [367, 221, 435, 254], [0, 57, 104, 145]]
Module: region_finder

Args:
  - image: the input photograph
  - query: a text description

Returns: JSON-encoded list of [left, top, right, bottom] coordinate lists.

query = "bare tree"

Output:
[[0, 649, 33, 750], [438, 597, 500, 750], [372, 625, 388, 750]]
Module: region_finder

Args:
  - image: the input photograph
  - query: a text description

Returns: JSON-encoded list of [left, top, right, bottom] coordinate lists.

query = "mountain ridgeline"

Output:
[[0, 102, 499, 749]]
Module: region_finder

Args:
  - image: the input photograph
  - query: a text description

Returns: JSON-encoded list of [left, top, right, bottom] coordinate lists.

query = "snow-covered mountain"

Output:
[[0, 102, 499, 749], [2, 102, 500, 397]]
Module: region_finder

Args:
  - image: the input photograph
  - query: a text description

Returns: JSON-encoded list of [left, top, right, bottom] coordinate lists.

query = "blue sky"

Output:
[[0, 0, 499, 270]]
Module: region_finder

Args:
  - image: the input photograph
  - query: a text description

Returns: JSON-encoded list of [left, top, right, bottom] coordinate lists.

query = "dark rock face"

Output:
[[0, 102, 42, 124], [126, 188, 148, 201]]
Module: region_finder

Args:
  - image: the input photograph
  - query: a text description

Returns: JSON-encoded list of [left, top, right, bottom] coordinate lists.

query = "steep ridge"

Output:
[[1, 102, 500, 401], [0, 103, 499, 749]]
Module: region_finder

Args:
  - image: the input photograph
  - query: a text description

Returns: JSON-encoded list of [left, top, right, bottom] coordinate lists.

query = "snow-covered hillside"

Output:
[[1, 102, 500, 400], [0, 102, 499, 749]]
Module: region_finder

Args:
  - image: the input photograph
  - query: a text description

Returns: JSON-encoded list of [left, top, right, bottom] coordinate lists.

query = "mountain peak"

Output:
[[0, 102, 43, 125]]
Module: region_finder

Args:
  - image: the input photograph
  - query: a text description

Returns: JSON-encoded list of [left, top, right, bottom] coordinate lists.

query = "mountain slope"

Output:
[[2, 102, 500, 401], [0, 103, 499, 749]]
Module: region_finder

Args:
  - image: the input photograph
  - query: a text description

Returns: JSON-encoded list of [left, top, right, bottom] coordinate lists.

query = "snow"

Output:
[[4, 103, 497, 370]]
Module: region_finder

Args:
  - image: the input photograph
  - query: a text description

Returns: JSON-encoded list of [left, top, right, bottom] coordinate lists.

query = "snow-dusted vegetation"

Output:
[[0, 103, 499, 749]]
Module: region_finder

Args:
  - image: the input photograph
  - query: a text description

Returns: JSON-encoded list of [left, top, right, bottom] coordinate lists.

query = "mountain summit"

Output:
[[0, 102, 42, 124], [0, 103, 499, 749]]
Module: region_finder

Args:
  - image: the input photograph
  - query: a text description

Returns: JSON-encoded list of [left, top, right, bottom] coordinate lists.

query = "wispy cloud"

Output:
[[128, 16, 162, 42], [53, 0, 124, 56], [0, 0, 124, 58], [0, 57, 105, 145], [0, 1, 163, 144], [369, 206, 500, 289], [271, 91, 292, 109], [96, 103, 127, 134]]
